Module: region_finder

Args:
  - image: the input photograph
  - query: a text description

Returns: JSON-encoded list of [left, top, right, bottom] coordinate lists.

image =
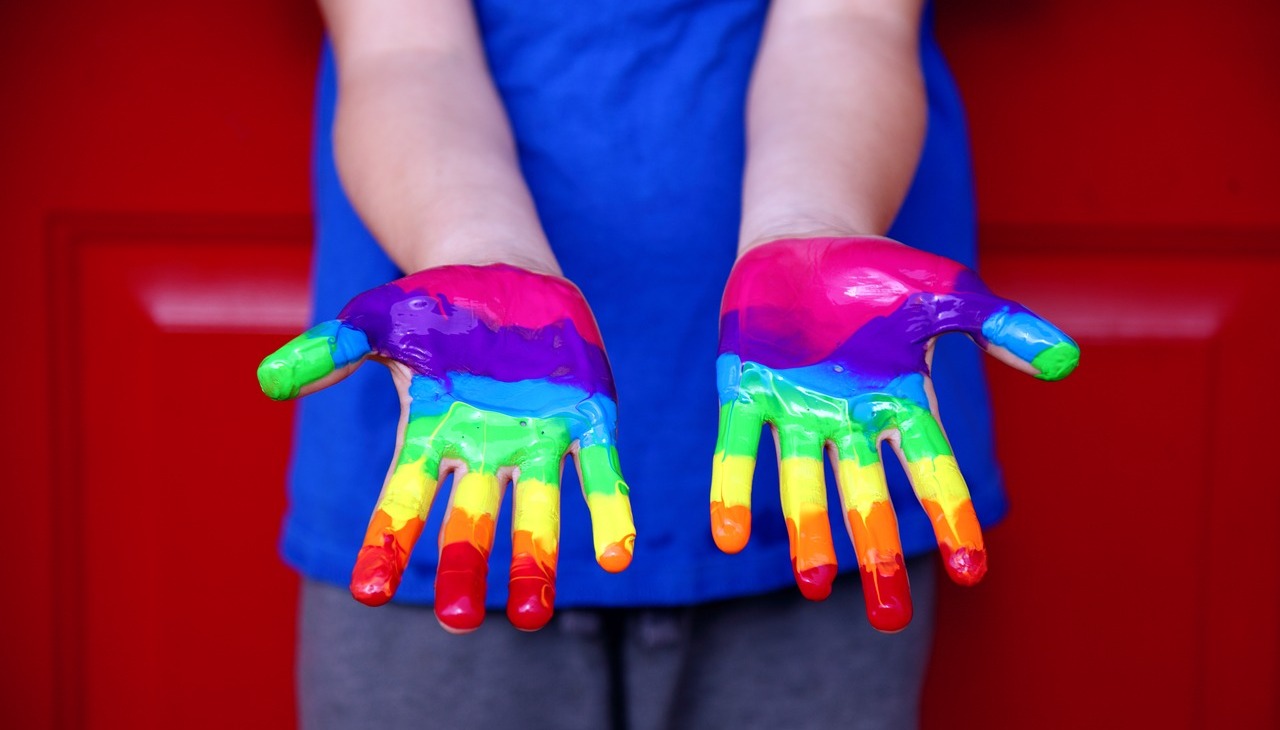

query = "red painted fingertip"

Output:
[[859, 562, 913, 633], [435, 542, 489, 633], [941, 545, 988, 586], [794, 562, 837, 601], [507, 553, 556, 631], [349, 538, 403, 607]]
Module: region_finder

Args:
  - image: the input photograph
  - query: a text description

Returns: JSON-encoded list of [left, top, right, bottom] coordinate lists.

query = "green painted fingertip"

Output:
[[257, 356, 302, 400], [256, 334, 340, 400], [1031, 341, 1080, 381]]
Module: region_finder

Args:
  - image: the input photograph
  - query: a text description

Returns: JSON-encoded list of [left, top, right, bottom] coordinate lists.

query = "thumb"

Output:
[[257, 319, 372, 400]]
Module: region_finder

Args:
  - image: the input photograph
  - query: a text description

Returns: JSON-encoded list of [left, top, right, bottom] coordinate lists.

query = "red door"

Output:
[[0, 2, 320, 727], [925, 1, 1280, 727], [2, 1, 1276, 728]]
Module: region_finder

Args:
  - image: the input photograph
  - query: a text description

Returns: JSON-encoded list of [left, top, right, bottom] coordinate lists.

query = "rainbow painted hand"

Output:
[[257, 265, 635, 633], [712, 237, 1078, 632]]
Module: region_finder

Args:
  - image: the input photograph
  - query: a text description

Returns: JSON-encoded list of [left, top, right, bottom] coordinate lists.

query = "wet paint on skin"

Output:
[[339, 266, 613, 395], [713, 237, 1079, 632], [257, 320, 372, 400], [258, 264, 634, 633]]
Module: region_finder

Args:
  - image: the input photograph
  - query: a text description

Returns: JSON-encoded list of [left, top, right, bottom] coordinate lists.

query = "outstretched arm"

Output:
[[320, 0, 557, 274], [740, 0, 925, 249], [722, 0, 1080, 632]]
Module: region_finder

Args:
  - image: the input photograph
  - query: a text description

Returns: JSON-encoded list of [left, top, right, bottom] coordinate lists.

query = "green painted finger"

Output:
[[889, 400, 954, 464], [257, 320, 371, 400]]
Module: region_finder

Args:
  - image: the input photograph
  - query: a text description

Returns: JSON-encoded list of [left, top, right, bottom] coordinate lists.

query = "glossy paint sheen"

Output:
[[258, 264, 635, 632], [713, 237, 1078, 632]]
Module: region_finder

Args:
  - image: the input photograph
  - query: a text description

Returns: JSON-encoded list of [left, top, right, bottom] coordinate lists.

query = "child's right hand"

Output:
[[258, 264, 635, 634]]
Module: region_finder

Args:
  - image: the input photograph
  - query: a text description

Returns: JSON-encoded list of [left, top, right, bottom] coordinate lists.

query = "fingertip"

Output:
[[508, 537, 557, 631], [349, 541, 403, 607], [256, 357, 299, 401], [435, 540, 490, 632], [350, 582, 394, 608], [597, 536, 634, 573], [435, 593, 487, 633], [1031, 341, 1081, 381], [942, 545, 988, 586], [436, 611, 484, 635], [866, 598, 913, 634], [507, 589, 555, 632], [711, 502, 751, 554], [794, 563, 837, 601], [858, 556, 913, 633]]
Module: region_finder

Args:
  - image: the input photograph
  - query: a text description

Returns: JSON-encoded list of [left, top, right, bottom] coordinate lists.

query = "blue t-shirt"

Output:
[[282, 0, 1006, 608]]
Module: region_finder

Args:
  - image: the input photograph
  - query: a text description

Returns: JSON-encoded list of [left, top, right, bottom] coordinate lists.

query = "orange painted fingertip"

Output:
[[597, 536, 634, 573], [711, 501, 751, 553]]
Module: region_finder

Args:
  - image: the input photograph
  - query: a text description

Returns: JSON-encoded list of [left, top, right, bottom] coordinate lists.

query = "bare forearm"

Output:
[[740, 0, 926, 252], [322, 0, 556, 274]]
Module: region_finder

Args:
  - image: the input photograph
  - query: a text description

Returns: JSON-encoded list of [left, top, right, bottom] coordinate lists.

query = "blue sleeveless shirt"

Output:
[[282, 0, 1007, 607]]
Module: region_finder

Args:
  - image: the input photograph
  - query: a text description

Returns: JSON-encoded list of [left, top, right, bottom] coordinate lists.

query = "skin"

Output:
[[258, 265, 635, 633], [318, 0, 559, 275], [740, 0, 927, 249]]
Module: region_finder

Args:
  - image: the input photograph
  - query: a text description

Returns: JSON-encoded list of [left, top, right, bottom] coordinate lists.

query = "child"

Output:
[[260, 1, 1076, 727]]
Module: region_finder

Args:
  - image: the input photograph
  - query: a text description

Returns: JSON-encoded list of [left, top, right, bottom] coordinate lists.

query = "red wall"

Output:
[[0, 2, 321, 727], [925, 1, 1280, 726], [2, 1, 1276, 727]]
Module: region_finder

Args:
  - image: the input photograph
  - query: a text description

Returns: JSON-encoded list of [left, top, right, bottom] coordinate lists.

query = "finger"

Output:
[[776, 424, 837, 600], [926, 285, 1080, 381], [507, 454, 562, 631], [435, 468, 503, 633], [349, 417, 443, 607], [978, 302, 1080, 381], [256, 319, 371, 400], [892, 403, 986, 586], [711, 400, 764, 554], [576, 444, 635, 573], [828, 433, 912, 633]]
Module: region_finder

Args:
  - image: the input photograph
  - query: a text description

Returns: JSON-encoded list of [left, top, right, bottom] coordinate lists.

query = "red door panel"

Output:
[[923, 230, 1280, 727], [48, 217, 311, 728]]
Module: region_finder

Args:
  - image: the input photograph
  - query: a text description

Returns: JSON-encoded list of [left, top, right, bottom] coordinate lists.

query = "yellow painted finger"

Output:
[[833, 454, 912, 632], [903, 454, 987, 586], [711, 401, 763, 553], [577, 444, 635, 572], [778, 427, 837, 600]]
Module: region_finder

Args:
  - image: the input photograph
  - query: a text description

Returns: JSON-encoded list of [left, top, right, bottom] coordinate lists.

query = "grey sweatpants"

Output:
[[298, 557, 935, 730]]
